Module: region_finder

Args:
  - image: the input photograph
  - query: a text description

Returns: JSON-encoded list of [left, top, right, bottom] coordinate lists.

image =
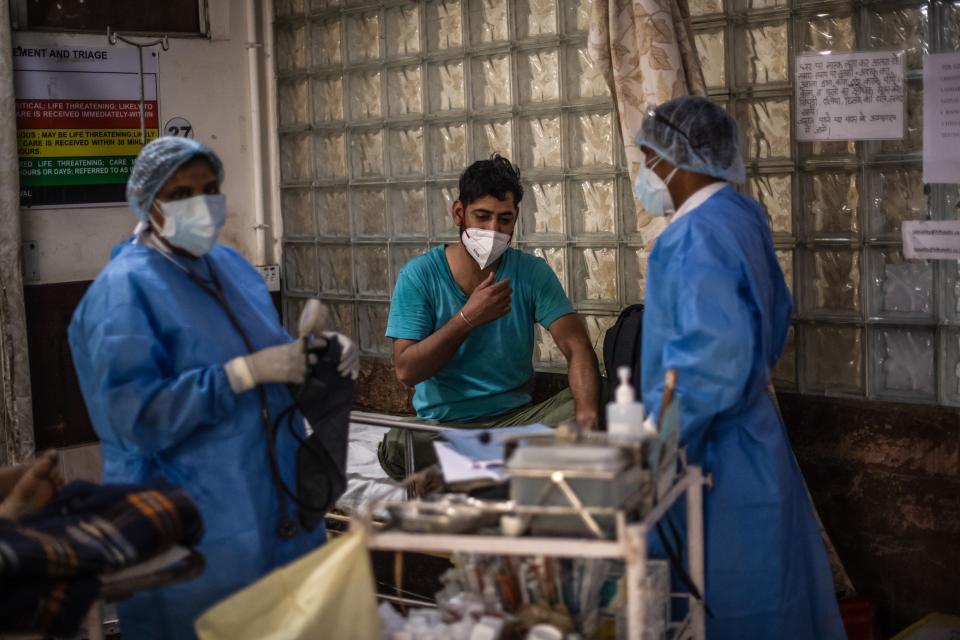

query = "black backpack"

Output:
[[600, 304, 644, 429]]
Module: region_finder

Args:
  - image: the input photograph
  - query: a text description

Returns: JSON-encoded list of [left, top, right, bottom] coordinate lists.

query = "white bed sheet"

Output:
[[335, 423, 405, 515]]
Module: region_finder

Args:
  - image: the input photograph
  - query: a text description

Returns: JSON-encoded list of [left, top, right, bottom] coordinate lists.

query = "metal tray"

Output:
[[386, 495, 499, 534]]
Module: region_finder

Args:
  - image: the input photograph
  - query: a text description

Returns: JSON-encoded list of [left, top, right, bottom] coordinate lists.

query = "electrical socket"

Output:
[[256, 264, 280, 292]]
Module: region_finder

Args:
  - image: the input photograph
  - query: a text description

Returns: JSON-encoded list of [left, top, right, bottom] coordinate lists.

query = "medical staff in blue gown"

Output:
[[68, 137, 359, 639], [634, 98, 845, 639]]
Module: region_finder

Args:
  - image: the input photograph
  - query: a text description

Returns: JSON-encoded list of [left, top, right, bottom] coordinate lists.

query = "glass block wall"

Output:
[[692, 0, 960, 405], [273, 0, 629, 370], [274, 0, 960, 405]]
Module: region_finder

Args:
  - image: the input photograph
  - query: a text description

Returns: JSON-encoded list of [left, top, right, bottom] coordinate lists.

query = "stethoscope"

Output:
[[145, 236, 301, 539]]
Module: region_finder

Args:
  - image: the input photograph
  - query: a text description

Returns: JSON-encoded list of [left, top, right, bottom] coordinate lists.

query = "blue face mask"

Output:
[[633, 156, 678, 217], [156, 194, 227, 257]]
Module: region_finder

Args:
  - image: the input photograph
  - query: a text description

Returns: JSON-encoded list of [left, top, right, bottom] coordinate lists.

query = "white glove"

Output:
[[225, 339, 320, 393], [298, 299, 328, 339], [325, 331, 359, 380], [642, 415, 659, 436], [295, 299, 358, 380]]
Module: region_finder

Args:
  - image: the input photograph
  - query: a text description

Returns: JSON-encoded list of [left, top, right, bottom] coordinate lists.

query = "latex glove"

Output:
[[643, 416, 659, 436], [297, 298, 329, 339], [325, 331, 359, 380], [225, 339, 318, 393]]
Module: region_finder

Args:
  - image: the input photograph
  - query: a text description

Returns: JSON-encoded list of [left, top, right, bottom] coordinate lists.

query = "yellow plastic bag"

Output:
[[891, 613, 960, 640], [195, 530, 382, 640]]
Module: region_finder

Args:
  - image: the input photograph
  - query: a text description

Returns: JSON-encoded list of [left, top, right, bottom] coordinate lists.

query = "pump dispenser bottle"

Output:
[[606, 366, 646, 442]]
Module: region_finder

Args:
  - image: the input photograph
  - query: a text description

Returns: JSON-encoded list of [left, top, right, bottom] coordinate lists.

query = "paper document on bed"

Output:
[[434, 424, 552, 484], [434, 442, 507, 484]]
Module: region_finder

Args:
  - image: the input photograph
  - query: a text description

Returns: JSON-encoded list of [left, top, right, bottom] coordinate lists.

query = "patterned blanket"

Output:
[[0, 480, 203, 636]]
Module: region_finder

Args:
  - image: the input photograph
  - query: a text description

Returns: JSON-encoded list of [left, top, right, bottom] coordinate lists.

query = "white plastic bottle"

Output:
[[606, 366, 645, 442]]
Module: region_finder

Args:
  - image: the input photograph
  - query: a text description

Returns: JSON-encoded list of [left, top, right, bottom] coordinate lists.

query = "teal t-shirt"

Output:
[[386, 246, 575, 421]]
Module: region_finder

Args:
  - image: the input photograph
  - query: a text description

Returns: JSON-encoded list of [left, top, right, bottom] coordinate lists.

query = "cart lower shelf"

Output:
[[362, 465, 709, 640]]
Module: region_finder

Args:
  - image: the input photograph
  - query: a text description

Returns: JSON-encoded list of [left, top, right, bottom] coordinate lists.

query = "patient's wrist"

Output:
[[576, 409, 599, 430], [458, 309, 475, 329]]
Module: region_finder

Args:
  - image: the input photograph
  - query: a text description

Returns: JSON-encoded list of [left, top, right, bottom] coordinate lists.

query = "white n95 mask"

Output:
[[156, 193, 227, 257], [633, 156, 678, 217], [461, 227, 511, 269]]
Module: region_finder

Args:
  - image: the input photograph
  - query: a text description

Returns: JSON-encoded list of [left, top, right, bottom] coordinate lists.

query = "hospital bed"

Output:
[[333, 411, 452, 517]]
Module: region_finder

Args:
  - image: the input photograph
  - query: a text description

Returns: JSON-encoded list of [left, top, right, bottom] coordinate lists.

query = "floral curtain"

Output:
[[0, 2, 34, 465], [588, 0, 706, 242]]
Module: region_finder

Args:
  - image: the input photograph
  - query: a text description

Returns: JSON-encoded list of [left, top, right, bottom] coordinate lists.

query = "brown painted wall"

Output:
[[23, 282, 97, 450], [354, 358, 414, 415], [777, 392, 960, 635]]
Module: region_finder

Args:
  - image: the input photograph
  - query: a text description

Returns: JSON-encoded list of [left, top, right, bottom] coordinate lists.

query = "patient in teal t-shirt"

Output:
[[378, 156, 602, 480]]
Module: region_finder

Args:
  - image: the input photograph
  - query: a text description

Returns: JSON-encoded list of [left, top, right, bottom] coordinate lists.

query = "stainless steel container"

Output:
[[506, 442, 649, 537]]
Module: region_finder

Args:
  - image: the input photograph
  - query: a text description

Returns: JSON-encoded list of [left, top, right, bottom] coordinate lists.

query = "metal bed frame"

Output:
[[350, 410, 454, 498]]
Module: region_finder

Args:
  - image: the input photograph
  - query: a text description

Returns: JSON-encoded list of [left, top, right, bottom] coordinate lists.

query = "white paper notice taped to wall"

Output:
[[902, 220, 960, 260], [923, 52, 960, 184], [795, 51, 905, 141]]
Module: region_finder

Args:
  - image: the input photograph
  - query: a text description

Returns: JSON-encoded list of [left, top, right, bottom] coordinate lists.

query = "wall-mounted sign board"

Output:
[[795, 51, 905, 141], [922, 52, 960, 185], [903, 221, 960, 260], [13, 36, 160, 208]]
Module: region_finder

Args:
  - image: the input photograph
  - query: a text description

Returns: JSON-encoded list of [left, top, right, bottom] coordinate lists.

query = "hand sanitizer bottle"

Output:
[[606, 366, 645, 442]]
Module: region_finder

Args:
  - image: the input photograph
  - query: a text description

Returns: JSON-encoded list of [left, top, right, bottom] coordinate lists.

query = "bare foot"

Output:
[[0, 450, 63, 519]]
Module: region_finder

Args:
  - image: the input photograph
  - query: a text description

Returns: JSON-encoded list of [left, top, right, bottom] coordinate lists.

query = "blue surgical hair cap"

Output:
[[126, 136, 225, 222], [635, 96, 746, 184]]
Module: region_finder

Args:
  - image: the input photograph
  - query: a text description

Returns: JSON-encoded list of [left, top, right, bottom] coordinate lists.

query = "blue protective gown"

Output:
[[641, 186, 845, 639], [68, 241, 326, 640]]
